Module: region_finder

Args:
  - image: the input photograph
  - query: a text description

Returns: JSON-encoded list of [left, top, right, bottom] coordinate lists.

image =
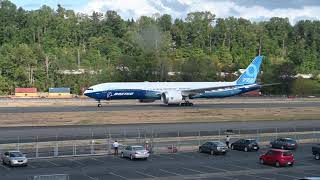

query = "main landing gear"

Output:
[[180, 101, 193, 106], [97, 100, 102, 107]]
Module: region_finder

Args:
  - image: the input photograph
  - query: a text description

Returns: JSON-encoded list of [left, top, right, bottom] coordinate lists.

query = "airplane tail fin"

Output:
[[235, 56, 264, 85]]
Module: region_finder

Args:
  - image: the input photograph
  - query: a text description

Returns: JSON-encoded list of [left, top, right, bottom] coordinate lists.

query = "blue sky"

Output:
[[11, 0, 320, 24]]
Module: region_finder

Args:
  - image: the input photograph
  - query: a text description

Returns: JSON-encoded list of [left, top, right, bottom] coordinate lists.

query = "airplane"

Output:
[[84, 55, 271, 107]]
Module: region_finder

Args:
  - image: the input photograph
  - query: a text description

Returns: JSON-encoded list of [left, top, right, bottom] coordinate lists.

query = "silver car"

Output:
[[1, 151, 28, 167], [121, 145, 149, 160]]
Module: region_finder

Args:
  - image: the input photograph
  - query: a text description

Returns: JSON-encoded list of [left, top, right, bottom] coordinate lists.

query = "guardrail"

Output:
[[0, 128, 319, 159]]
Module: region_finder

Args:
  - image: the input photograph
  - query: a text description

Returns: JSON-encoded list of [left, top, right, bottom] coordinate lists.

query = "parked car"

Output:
[[1, 151, 28, 167], [121, 145, 149, 160], [199, 141, 228, 155], [259, 149, 294, 167], [312, 144, 320, 160], [231, 139, 259, 152], [270, 138, 298, 150]]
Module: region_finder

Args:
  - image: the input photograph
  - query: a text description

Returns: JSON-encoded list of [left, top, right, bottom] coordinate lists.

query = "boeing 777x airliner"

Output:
[[84, 56, 269, 107]]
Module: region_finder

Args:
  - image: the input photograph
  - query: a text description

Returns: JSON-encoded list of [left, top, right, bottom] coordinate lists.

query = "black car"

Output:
[[312, 144, 320, 160], [231, 139, 259, 152], [199, 141, 228, 155], [270, 138, 298, 150]]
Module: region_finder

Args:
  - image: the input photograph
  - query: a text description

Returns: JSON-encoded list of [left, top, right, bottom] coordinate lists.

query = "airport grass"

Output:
[[0, 107, 319, 127]]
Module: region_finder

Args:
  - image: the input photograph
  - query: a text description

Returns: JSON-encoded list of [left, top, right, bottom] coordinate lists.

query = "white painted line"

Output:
[[27, 163, 36, 169], [276, 172, 299, 179], [182, 167, 206, 174], [84, 174, 98, 180], [68, 159, 85, 166], [109, 172, 129, 179], [159, 168, 183, 176], [199, 164, 228, 172], [135, 171, 157, 178], [45, 159, 58, 166], [91, 157, 105, 163], [245, 174, 275, 180], [0, 164, 10, 171], [153, 154, 175, 160]]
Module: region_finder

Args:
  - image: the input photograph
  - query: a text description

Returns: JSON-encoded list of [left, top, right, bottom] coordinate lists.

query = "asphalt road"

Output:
[[1, 144, 319, 180], [1, 120, 320, 144], [1, 101, 320, 113]]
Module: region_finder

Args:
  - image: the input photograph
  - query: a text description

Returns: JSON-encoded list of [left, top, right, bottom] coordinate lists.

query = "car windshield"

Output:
[[283, 151, 293, 156], [245, 139, 256, 143], [284, 139, 296, 143], [214, 142, 225, 146], [132, 146, 144, 151], [9, 152, 23, 157]]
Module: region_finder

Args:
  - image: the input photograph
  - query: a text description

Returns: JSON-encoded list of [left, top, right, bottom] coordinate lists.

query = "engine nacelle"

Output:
[[161, 91, 183, 105]]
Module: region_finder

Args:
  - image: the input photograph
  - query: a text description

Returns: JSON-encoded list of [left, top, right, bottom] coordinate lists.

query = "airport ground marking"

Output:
[[159, 168, 183, 176], [135, 170, 157, 178], [109, 172, 130, 179]]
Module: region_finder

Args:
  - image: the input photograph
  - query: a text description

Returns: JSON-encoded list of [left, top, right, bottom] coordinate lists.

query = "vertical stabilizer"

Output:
[[235, 56, 263, 85]]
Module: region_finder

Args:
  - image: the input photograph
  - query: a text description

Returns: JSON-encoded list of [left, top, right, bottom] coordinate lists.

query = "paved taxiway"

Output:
[[1, 101, 320, 113], [1, 144, 319, 180]]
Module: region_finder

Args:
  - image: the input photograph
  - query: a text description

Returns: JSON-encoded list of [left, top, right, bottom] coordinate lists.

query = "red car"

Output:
[[259, 149, 294, 167]]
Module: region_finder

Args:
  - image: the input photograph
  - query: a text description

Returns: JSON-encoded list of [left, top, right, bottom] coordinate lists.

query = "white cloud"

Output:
[[78, 0, 320, 24]]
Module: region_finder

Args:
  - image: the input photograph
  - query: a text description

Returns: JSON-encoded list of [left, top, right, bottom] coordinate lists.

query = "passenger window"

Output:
[[125, 146, 131, 151], [4, 152, 9, 156]]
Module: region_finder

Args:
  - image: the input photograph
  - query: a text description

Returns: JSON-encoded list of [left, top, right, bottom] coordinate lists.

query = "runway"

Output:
[[1, 101, 320, 113]]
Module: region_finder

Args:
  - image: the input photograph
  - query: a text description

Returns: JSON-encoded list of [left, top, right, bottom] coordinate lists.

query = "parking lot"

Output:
[[0, 143, 319, 180]]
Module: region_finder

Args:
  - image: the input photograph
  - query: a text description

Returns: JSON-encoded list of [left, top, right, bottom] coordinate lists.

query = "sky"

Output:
[[11, 0, 320, 24]]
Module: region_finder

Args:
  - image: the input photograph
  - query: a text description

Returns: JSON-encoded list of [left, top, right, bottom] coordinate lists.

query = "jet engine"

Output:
[[161, 91, 183, 105]]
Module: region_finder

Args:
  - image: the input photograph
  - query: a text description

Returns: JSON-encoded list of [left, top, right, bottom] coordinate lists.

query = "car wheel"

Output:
[[9, 161, 13, 167], [315, 153, 320, 160], [130, 154, 134, 160], [231, 145, 234, 150], [275, 161, 280, 167], [199, 148, 202, 153], [210, 150, 214, 155], [260, 159, 264, 164], [244, 147, 248, 152], [121, 152, 124, 158]]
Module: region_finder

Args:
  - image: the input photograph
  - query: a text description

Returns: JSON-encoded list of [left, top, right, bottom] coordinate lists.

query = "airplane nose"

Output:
[[83, 90, 89, 96]]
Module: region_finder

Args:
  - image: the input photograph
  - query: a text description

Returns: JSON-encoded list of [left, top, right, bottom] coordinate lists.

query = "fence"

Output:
[[1, 127, 320, 159]]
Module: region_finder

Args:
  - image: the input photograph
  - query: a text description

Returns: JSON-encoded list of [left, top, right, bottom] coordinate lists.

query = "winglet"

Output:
[[235, 56, 264, 85]]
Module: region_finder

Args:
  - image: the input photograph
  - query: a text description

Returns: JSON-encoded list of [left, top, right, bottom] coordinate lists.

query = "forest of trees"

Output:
[[0, 0, 319, 95]]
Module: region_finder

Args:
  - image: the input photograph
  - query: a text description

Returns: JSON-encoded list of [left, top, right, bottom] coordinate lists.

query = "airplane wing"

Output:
[[181, 85, 239, 96]]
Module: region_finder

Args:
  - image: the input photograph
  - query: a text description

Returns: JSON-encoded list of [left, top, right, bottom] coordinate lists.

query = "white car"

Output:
[[1, 151, 28, 167], [121, 145, 149, 160]]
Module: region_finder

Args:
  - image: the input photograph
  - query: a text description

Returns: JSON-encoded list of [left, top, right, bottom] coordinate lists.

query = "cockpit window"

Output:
[[87, 88, 93, 90]]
